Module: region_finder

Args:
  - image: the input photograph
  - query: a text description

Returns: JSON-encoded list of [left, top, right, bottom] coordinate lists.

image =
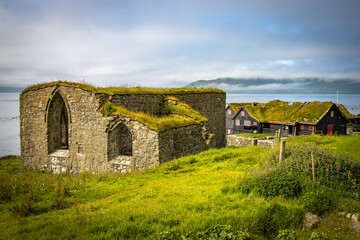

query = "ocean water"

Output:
[[0, 93, 359, 156]]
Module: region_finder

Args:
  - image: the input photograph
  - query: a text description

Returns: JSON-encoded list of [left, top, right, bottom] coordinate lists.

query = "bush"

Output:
[[240, 167, 302, 198], [157, 225, 250, 240], [52, 178, 71, 209], [0, 180, 13, 202], [277, 229, 297, 240], [10, 192, 36, 217], [253, 203, 303, 238], [302, 187, 334, 215]]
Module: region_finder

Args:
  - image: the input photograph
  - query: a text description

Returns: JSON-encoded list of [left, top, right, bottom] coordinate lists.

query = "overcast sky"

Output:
[[1, 0, 360, 88]]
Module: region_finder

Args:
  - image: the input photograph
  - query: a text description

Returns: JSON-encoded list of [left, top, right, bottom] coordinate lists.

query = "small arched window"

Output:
[[108, 123, 132, 161]]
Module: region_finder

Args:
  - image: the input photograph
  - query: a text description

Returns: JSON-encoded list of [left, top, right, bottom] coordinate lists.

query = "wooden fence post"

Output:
[[279, 140, 286, 165], [311, 151, 316, 181]]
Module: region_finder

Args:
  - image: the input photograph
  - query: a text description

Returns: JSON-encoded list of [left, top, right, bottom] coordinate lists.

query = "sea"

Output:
[[1, 92, 359, 156]]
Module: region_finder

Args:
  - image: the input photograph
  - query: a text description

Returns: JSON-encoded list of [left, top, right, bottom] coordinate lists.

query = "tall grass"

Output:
[[1, 136, 360, 239]]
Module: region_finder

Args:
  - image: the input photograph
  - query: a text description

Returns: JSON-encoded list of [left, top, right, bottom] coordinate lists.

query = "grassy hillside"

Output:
[[0, 136, 360, 239]]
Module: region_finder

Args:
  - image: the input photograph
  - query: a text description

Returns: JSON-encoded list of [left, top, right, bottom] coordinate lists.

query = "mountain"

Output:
[[185, 78, 360, 94]]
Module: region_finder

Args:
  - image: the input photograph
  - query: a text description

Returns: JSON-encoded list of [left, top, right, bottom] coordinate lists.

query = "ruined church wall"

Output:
[[168, 93, 226, 148], [99, 92, 226, 148], [21, 85, 109, 173], [20, 87, 53, 169], [158, 124, 208, 164]]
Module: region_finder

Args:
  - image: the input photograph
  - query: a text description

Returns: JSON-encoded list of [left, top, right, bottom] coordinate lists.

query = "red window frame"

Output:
[[244, 120, 251, 126], [227, 109, 232, 115], [253, 122, 257, 126], [240, 111, 245, 116], [270, 124, 275, 128], [236, 119, 240, 126], [300, 124, 305, 130], [308, 125, 313, 130]]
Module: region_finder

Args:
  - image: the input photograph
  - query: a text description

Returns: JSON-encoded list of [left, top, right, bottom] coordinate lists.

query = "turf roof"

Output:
[[337, 104, 359, 119], [22, 81, 225, 95], [235, 100, 338, 124]]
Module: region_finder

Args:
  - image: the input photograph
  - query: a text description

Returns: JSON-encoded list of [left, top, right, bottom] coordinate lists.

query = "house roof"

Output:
[[337, 104, 360, 119], [22, 81, 225, 95], [227, 103, 259, 113], [233, 100, 343, 125]]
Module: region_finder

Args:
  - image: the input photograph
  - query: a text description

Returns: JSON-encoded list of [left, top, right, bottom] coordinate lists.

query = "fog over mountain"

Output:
[[185, 78, 360, 94]]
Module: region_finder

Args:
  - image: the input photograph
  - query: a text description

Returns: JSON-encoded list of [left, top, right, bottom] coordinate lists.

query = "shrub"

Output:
[[277, 229, 297, 240], [240, 167, 302, 198], [302, 187, 334, 215], [0, 180, 13, 202], [157, 225, 250, 240], [52, 178, 71, 209], [163, 160, 182, 173], [10, 192, 36, 217]]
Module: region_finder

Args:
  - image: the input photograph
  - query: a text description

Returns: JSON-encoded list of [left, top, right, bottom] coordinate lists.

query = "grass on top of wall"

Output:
[[99, 98, 208, 131], [22, 81, 225, 95], [234, 133, 273, 138]]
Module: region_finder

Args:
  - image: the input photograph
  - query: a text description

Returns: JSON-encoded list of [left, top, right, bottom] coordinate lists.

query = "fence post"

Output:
[[278, 129, 282, 142], [279, 140, 286, 165], [311, 151, 316, 181]]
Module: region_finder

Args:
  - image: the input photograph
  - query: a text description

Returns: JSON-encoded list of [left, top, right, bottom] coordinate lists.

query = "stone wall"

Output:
[[20, 84, 222, 174], [158, 124, 211, 164], [226, 135, 274, 148], [98, 92, 226, 148], [169, 93, 226, 148]]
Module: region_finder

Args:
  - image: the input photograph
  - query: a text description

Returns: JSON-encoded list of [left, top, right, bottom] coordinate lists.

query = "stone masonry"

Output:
[[20, 83, 225, 174]]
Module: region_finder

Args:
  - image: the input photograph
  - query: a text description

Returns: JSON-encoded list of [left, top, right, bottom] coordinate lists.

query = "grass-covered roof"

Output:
[[99, 97, 208, 132], [234, 100, 339, 124], [228, 103, 259, 113], [22, 81, 225, 95], [337, 104, 359, 119]]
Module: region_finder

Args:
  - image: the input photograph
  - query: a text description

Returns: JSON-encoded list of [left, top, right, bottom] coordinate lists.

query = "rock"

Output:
[[352, 213, 359, 223], [303, 212, 322, 230], [346, 213, 352, 219], [339, 212, 347, 217], [350, 222, 360, 232]]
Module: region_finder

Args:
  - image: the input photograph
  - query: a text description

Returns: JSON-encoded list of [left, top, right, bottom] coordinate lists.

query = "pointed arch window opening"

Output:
[[47, 92, 70, 154]]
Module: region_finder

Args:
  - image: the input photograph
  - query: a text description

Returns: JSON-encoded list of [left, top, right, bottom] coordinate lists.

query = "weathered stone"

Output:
[[351, 222, 360, 232], [20, 84, 225, 174], [352, 213, 359, 223], [227, 135, 274, 148], [303, 212, 321, 230], [339, 212, 347, 217], [346, 213, 352, 219]]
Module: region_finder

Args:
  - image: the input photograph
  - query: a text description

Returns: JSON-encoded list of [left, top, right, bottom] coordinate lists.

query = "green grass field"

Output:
[[0, 135, 359, 239]]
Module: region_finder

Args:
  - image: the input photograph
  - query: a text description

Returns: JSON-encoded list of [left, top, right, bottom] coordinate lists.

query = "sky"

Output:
[[0, 0, 360, 88]]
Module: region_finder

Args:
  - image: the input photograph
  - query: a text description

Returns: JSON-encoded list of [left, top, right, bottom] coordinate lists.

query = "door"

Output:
[[327, 125, 334, 135]]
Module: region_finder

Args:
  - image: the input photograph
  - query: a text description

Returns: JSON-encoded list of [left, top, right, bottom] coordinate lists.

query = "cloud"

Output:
[[0, 0, 360, 88]]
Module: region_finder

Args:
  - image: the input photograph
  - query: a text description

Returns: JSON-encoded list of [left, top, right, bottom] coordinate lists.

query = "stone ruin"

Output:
[[20, 82, 225, 174]]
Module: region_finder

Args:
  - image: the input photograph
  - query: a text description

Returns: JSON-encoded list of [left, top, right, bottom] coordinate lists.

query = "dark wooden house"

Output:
[[232, 107, 260, 134], [226, 100, 349, 136]]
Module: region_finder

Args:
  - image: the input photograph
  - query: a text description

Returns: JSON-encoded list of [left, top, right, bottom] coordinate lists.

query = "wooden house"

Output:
[[337, 104, 360, 131], [226, 100, 348, 136], [232, 106, 260, 134]]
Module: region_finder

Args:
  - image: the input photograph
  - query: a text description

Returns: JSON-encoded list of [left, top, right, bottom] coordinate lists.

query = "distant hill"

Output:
[[185, 78, 360, 94]]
